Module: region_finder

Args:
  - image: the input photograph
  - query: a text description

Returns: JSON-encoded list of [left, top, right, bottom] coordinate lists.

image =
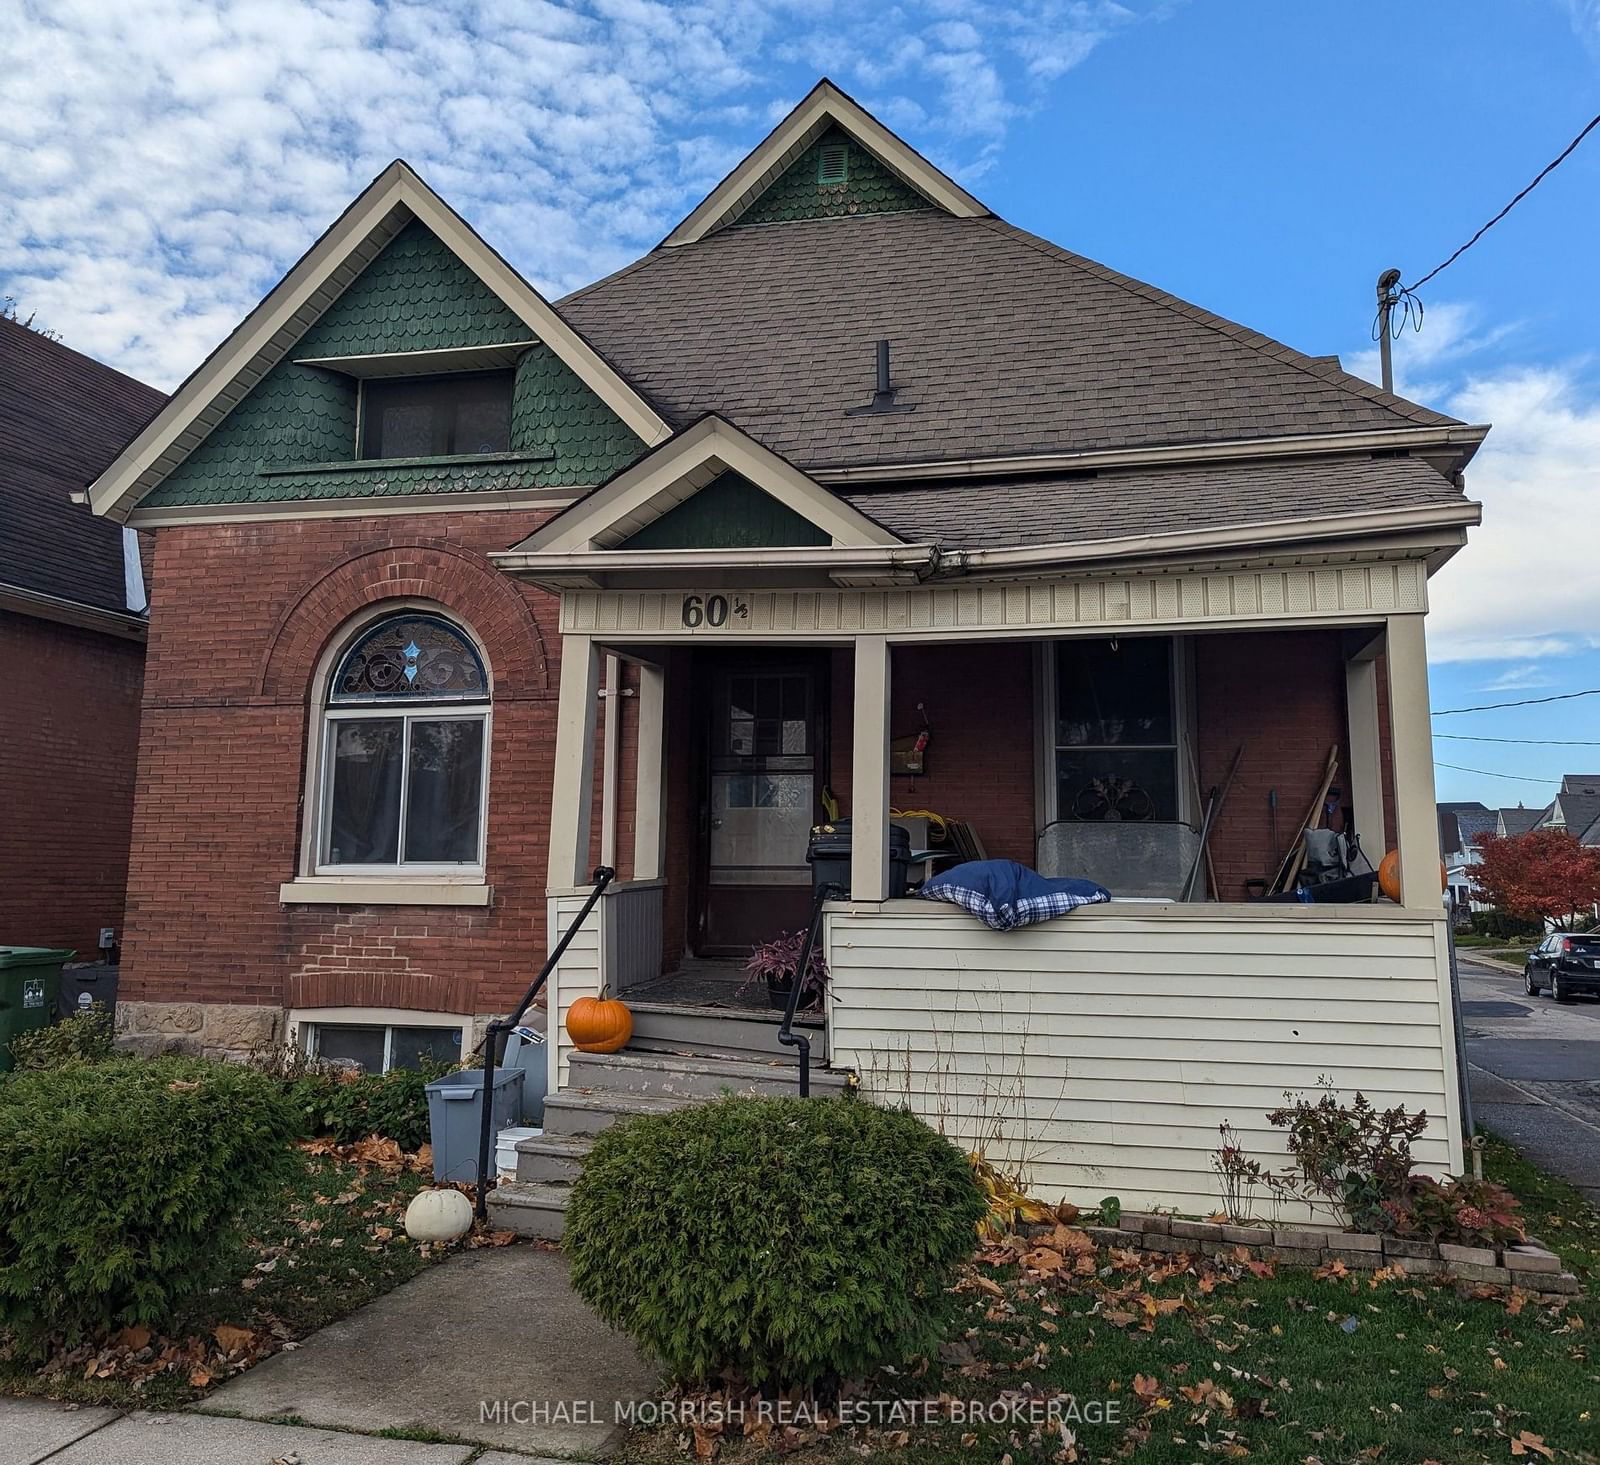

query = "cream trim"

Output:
[[127, 485, 581, 529], [88, 161, 669, 522], [811, 423, 1492, 485], [279, 878, 493, 906], [294, 341, 537, 377], [0, 581, 148, 641], [506, 414, 903, 555], [662, 78, 989, 247], [494, 543, 938, 591]]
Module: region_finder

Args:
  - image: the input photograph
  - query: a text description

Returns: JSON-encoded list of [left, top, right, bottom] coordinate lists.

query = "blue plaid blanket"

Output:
[[919, 859, 1111, 931]]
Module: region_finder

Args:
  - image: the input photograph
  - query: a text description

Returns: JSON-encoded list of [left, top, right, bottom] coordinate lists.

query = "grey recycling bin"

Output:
[[425, 1067, 523, 1184], [499, 1024, 549, 1125]]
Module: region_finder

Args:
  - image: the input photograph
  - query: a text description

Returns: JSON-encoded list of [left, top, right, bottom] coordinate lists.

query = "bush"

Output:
[[6, 1005, 114, 1070], [565, 1095, 984, 1389], [1469, 910, 1543, 941], [319, 1066, 438, 1151], [1383, 1175, 1524, 1246], [0, 1058, 302, 1349]]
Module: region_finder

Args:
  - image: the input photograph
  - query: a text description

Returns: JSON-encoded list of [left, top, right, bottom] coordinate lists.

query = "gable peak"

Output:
[[662, 78, 990, 248]]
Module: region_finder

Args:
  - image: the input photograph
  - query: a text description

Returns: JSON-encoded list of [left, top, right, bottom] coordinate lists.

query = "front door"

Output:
[[698, 659, 823, 954]]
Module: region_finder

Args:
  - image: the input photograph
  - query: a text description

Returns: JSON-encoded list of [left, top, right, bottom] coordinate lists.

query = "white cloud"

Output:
[[1480, 664, 1557, 692], [1, 0, 1158, 388]]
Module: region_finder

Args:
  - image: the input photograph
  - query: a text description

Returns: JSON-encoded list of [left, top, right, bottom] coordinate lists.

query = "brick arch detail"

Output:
[[258, 538, 549, 701]]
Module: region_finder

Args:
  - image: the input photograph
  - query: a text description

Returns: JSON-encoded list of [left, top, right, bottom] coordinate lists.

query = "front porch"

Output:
[[534, 572, 1461, 1213]]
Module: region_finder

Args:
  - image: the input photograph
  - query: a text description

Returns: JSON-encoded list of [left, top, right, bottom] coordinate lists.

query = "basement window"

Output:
[[359, 371, 513, 460], [817, 142, 849, 186], [303, 1019, 465, 1074]]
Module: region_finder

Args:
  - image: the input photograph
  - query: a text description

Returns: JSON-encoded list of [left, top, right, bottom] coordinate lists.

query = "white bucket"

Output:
[[496, 1125, 542, 1179]]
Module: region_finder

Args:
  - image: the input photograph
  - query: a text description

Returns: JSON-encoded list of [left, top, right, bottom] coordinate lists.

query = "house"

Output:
[[83, 81, 1482, 1214], [0, 315, 162, 962], [1535, 775, 1600, 846], [1439, 801, 1495, 912]]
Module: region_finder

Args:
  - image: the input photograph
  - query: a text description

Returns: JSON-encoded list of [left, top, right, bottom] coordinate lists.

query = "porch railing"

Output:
[[474, 864, 615, 1220], [778, 881, 842, 1097]]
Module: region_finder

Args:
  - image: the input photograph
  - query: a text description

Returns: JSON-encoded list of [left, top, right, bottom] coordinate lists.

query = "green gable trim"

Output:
[[296, 219, 526, 356], [733, 126, 934, 228], [620, 471, 832, 550], [139, 227, 647, 510]]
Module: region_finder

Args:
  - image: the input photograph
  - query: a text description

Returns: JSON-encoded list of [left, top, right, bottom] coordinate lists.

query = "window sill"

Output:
[[257, 450, 554, 478], [279, 878, 494, 907]]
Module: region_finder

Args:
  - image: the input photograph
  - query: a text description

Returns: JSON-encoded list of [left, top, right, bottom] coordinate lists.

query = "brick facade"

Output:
[[122, 510, 564, 1019], [0, 610, 144, 957]]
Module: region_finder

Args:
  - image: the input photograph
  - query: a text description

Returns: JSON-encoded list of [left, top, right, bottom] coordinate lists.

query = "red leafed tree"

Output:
[[1469, 829, 1600, 927]]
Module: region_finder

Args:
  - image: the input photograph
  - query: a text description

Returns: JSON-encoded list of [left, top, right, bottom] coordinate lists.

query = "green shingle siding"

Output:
[[296, 219, 526, 355], [141, 222, 645, 509], [733, 127, 933, 228], [620, 471, 830, 550]]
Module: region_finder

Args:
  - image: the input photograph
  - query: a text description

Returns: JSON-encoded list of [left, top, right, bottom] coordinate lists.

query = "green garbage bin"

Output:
[[0, 947, 74, 1072]]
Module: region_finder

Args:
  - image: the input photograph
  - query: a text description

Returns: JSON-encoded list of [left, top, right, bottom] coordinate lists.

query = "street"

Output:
[[1458, 951, 1600, 1205]]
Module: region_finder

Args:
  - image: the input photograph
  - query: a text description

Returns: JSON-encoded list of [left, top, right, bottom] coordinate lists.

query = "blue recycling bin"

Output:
[[425, 1067, 523, 1184]]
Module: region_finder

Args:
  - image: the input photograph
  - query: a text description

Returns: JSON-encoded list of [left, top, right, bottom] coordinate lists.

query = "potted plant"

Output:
[[742, 931, 829, 1011]]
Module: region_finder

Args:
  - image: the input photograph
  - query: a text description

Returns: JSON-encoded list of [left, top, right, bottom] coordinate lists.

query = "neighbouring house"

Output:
[[84, 81, 1484, 1216], [1535, 775, 1600, 846], [0, 315, 162, 962]]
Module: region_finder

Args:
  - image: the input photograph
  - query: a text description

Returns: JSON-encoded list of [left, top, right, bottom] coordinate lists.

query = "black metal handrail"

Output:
[[778, 881, 841, 1097], [474, 865, 616, 1220]]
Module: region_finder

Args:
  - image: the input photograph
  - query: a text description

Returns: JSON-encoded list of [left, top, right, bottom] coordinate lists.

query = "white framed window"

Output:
[[1042, 635, 1193, 825], [296, 1009, 468, 1073], [312, 611, 491, 876]]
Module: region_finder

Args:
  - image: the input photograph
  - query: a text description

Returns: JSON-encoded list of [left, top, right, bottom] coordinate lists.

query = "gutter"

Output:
[[0, 581, 149, 641], [811, 423, 1492, 487]]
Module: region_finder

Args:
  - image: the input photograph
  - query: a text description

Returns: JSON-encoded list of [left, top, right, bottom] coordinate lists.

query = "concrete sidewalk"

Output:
[[202, 1243, 657, 1457]]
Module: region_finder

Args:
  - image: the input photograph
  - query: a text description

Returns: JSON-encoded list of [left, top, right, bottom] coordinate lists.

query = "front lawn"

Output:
[[0, 1137, 505, 1410], [620, 1134, 1600, 1465]]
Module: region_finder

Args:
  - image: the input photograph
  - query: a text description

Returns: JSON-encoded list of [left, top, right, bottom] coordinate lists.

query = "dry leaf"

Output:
[[1511, 1432, 1553, 1460], [213, 1323, 255, 1356]]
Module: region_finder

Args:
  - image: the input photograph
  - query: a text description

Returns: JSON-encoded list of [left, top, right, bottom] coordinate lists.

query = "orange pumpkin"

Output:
[[566, 994, 633, 1053], [1377, 849, 1447, 904]]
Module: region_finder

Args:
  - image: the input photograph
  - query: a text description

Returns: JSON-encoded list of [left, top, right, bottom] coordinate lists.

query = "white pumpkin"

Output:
[[404, 1187, 474, 1243]]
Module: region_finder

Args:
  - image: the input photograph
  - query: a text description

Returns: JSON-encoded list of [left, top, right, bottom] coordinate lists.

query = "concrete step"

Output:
[[568, 1048, 853, 1101], [540, 1088, 691, 1138], [625, 1003, 827, 1064], [515, 1132, 593, 1184], [486, 1180, 569, 1240]]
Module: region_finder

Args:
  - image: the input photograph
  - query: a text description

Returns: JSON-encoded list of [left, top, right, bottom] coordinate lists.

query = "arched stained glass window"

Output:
[[317, 611, 490, 871], [330, 614, 488, 703]]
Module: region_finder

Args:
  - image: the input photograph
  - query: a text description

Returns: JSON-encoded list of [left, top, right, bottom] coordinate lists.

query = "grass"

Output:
[[0, 1142, 450, 1410], [617, 1135, 1600, 1465]]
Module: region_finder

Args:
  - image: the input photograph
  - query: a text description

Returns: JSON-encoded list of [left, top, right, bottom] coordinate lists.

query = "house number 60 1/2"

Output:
[[680, 594, 748, 628]]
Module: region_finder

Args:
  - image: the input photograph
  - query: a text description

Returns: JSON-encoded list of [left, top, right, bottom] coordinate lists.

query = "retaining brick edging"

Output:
[[1055, 1212, 1581, 1300]]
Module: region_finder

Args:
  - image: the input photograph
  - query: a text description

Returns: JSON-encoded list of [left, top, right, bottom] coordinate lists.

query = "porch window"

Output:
[[317, 612, 490, 872], [359, 371, 512, 460], [303, 1018, 464, 1073], [1053, 637, 1180, 821]]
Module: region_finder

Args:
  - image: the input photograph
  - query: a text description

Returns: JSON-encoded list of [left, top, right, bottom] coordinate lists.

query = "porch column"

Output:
[[1382, 614, 1443, 911], [548, 633, 601, 889], [1344, 636, 1387, 861], [632, 660, 668, 882], [851, 635, 892, 901]]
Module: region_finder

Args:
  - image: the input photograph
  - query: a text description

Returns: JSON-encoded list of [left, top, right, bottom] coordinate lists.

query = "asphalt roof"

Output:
[[561, 209, 1461, 472], [838, 453, 1466, 551], [0, 317, 164, 614]]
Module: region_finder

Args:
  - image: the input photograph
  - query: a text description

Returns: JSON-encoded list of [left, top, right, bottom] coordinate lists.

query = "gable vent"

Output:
[[817, 142, 849, 186]]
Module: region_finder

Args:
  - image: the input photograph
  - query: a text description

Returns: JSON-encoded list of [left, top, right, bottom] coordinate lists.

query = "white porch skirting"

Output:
[[825, 900, 1463, 1217], [545, 889, 1463, 1219]]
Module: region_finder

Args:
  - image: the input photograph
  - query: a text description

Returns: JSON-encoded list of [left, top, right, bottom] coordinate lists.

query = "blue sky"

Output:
[[5, 0, 1598, 809]]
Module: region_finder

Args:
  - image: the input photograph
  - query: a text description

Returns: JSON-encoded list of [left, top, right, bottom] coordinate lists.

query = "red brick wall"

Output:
[[0, 610, 144, 957], [1195, 630, 1361, 901], [124, 512, 566, 1016]]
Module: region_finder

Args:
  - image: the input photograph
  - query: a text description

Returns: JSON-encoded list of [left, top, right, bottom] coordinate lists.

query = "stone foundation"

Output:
[[115, 1000, 284, 1060], [1057, 1212, 1582, 1300]]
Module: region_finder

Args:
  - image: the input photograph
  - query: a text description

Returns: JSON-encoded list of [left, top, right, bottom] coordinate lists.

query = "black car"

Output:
[[1523, 931, 1600, 1002]]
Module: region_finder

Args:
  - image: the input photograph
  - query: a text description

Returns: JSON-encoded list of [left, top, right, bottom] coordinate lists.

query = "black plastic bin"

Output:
[[807, 818, 912, 899], [56, 965, 119, 1026]]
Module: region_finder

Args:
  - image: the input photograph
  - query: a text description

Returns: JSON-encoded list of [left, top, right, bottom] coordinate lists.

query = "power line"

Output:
[[1406, 110, 1600, 292], [1435, 732, 1600, 746], [1434, 761, 1562, 785], [1432, 687, 1600, 716]]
